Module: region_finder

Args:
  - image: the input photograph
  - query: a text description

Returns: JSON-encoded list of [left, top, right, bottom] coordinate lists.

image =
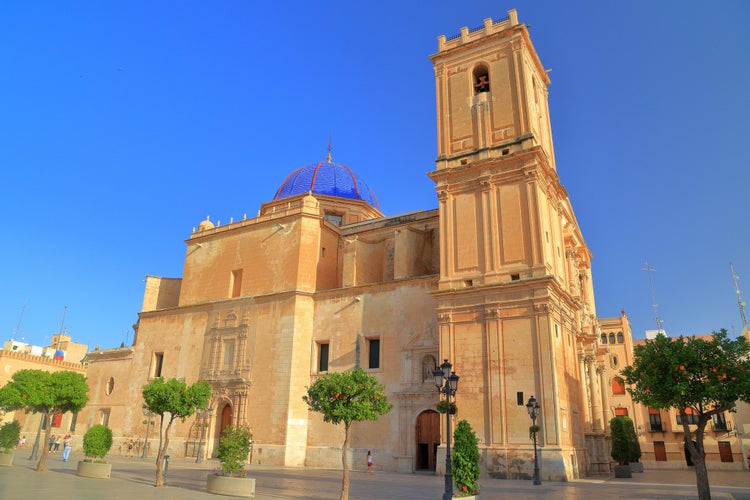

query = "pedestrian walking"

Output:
[[62, 435, 72, 462], [366, 450, 373, 473]]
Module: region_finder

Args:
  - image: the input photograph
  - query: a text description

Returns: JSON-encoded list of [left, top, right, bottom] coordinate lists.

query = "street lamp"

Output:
[[196, 407, 214, 464], [526, 395, 541, 485], [141, 405, 155, 459], [434, 359, 460, 500]]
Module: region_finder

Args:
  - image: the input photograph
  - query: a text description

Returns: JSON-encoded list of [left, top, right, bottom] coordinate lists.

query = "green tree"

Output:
[[622, 416, 641, 463], [302, 368, 393, 500], [216, 425, 253, 476], [621, 330, 750, 500], [609, 417, 630, 465], [0, 369, 89, 471], [142, 377, 211, 487], [452, 419, 480, 497], [82, 424, 113, 461], [0, 420, 21, 453]]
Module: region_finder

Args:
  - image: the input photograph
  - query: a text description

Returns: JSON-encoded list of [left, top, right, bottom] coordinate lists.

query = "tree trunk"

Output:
[[693, 455, 711, 500], [155, 416, 171, 487], [685, 418, 711, 500], [340, 423, 350, 500], [35, 413, 51, 472]]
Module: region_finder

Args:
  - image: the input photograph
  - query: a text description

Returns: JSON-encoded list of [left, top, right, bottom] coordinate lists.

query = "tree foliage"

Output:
[[142, 377, 211, 487], [0, 420, 21, 453], [621, 329, 750, 500], [0, 369, 88, 471], [609, 417, 633, 465], [623, 416, 641, 462], [82, 424, 113, 461], [452, 419, 480, 496], [303, 368, 393, 500], [216, 425, 253, 476]]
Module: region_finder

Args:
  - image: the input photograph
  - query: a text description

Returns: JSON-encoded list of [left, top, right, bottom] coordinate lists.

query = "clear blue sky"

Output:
[[2, 1, 748, 350]]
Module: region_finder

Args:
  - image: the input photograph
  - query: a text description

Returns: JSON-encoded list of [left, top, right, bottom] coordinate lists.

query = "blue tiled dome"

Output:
[[273, 161, 380, 210]]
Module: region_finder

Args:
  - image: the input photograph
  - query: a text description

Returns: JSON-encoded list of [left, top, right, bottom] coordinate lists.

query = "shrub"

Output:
[[216, 425, 253, 476], [82, 425, 113, 462], [610, 417, 630, 465], [0, 420, 21, 453], [623, 416, 641, 462], [452, 419, 480, 497]]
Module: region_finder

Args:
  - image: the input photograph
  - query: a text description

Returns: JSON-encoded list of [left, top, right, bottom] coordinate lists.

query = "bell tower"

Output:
[[428, 10, 603, 481], [430, 9, 555, 170]]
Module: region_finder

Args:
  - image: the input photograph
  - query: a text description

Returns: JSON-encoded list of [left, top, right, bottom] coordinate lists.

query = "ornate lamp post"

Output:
[[526, 395, 541, 485], [195, 407, 213, 464], [141, 405, 155, 459], [434, 359, 460, 500]]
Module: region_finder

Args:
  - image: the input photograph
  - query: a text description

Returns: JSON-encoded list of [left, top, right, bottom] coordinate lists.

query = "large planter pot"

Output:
[[0, 453, 13, 467], [614, 464, 632, 478], [453, 496, 480, 500], [630, 461, 644, 473], [207, 473, 256, 497], [76, 460, 111, 479]]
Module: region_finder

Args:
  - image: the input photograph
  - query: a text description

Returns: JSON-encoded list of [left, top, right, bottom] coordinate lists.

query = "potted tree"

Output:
[[207, 425, 255, 497], [623, 416, 643, 472], [609, 417, 632, 478], [76, 424, 113, 479], [452, 419, 480, 498], [0, 420, 21, 466]]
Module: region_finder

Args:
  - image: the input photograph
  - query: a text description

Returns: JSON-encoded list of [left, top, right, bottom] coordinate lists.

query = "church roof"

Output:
[[273, 161, 380, 210]]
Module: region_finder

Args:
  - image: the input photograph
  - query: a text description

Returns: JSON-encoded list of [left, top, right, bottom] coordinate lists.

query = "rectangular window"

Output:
[[712, 413, 728, 431], [223, 340, 235, 367], [100, 409, 110, 427], [324, 213, 343, 226], [648, 408, 663, 432], [676, 408, 699, 425], [318, 343, 330, 372], [70, 412, 78, 432], [152, 352, 164, 378], [230, 269, 243, 298], [368, 338, 380, 370]]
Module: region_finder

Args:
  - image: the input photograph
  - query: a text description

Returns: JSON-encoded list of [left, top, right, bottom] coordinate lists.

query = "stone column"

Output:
[[587, 355, 603, 432], [597, 364, 611, 426], [578, 352, 592, 433]]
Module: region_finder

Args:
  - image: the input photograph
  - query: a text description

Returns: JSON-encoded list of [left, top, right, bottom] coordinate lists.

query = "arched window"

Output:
[[617, 332, 624, 343], [473, 65, 490, 94], [612, 377, 626, 395], [609, 333, 616, 344], [600, 333, 607, 344]]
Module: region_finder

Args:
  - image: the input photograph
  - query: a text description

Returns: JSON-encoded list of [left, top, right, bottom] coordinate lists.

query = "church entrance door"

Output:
[[415, 410, 439, 470], [219, 404, 233, 437]]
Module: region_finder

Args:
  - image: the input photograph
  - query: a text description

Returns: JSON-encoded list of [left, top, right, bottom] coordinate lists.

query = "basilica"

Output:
[[78, 9, 628, 480]]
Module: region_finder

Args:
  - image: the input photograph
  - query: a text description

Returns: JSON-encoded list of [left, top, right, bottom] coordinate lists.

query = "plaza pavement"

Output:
[[1, 451, 750, 500]]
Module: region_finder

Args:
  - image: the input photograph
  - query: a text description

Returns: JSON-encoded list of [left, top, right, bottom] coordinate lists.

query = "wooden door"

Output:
[[220, 404, 233, 437], [416, 410, 439, 470], [653, 441, 667, 462], [718, 441, 734, 462]]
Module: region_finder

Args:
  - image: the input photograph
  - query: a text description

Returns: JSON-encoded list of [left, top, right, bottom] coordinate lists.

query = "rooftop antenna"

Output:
[[56, 305, 67, 349], [641, 261, 664, 334], [730, 262, 748, 332], [12, 304, 26, 341]]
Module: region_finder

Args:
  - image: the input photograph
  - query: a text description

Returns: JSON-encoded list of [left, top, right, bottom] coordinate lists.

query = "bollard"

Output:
[[163, 455, 170, 483]]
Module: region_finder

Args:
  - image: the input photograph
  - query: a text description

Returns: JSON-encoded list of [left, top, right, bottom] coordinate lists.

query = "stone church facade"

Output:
[[80, 10, 614, 480]]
